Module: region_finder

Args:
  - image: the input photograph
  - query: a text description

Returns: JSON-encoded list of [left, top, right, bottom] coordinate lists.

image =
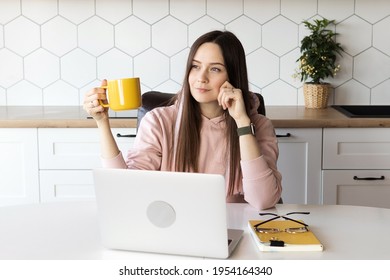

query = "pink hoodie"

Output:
[[102, 92, 282, 210]]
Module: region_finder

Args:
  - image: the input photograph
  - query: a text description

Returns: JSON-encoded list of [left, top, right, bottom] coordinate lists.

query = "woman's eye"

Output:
[[191, 64, 200, 70], [210, 67, 221, 72]]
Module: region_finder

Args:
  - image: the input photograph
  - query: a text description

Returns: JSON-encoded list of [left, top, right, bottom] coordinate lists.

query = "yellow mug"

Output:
[[99, 77, 141, 111]]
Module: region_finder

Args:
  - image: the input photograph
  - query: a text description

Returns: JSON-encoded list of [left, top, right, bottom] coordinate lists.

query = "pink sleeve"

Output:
[[241, 117, 282, 210], [99, 107, 173, 171], [99, 111, 163, 170], [100, 152, 128, 169]]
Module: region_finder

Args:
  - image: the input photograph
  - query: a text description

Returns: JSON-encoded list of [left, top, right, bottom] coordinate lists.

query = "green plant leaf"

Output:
[[295, 17, 344, 84]]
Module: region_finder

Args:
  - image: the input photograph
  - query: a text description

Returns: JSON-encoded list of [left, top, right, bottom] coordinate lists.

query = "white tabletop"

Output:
[[0, 201, 389, 260]]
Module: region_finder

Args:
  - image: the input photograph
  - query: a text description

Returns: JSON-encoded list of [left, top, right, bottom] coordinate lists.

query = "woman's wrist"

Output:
[[235, 116, 251, 128], [96, 117, 110, 129]]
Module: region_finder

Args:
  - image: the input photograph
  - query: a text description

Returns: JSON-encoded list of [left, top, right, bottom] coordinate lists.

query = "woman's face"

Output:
[[188, 42, 229, 106]]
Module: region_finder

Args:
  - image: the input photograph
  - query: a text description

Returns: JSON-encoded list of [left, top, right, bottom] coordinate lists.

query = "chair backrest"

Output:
[[137, 91, 266, 129]]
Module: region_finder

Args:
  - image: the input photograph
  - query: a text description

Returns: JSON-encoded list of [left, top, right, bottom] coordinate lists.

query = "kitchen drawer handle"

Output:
[[116, 133, 136, 138], [353, 175, 385, 181], [276, 133, 291, 138]]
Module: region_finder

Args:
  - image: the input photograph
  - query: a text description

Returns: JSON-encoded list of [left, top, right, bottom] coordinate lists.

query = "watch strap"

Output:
[[237, 123, 255, 136]]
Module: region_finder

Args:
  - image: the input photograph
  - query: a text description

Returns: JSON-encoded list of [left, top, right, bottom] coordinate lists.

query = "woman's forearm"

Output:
[[96, 119, 121, 159]]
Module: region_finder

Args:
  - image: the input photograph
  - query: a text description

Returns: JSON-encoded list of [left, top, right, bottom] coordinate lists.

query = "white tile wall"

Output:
[[0, 0, 389, 109]]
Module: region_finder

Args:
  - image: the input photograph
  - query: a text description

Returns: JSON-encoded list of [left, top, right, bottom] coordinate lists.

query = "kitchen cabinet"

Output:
[[0, 128, 39, 206], [4, 125, 388, 207], [275, 128, 322, 204], [322, 128, 390, 208], [38, 128, 136, 202]]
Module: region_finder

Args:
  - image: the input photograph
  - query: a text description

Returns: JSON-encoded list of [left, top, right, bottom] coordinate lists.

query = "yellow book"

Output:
[[248, 220, 324, 252]]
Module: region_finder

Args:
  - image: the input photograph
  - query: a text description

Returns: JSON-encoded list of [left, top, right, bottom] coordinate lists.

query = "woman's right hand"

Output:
[[83, 79, 109, 122]]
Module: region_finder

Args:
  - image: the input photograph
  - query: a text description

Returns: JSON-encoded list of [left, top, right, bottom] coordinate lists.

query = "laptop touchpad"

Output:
[[146, 201, 176, 228]]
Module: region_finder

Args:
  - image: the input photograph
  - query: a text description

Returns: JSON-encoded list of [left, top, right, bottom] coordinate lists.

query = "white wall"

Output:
[[0, 0, 389, 111]]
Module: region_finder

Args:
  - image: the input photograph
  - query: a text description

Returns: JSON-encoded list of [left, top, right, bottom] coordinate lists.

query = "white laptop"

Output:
[[93, 168, 243, 259]]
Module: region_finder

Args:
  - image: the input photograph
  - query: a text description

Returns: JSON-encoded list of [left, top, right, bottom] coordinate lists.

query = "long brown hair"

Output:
[[174, 30, 252, 196]]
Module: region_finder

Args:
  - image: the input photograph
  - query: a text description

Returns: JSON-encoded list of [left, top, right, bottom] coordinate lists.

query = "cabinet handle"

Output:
[[276, 133, 291, 138], [353, 175, 385, 181], [116, 133, 136, 138]]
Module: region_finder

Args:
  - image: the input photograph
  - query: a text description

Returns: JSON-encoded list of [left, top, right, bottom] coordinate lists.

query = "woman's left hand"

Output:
[[218, 81, 250, 125]]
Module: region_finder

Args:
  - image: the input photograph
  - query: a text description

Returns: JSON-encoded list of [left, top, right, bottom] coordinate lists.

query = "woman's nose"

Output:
[[197, 70, 208, 83]]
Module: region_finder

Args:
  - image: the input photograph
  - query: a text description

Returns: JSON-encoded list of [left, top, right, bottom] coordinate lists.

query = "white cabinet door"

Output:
[[323, 170, 390, 208], [0, 128, 39, 206], [38, 128, 136, 169], [275, 128, 322, 204], [38, 128, 136, 202]]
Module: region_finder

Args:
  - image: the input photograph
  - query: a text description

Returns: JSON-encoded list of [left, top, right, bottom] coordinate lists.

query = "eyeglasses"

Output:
[[253, 212, 310, 234]]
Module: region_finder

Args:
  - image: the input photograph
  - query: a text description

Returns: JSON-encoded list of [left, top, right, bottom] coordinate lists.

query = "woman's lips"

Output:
[[195, 88, 209, 93]]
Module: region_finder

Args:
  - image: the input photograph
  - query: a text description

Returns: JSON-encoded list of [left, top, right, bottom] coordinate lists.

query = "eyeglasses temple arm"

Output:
[[286, 211, 310, 215], [281, 216, 309, 227], [253, 215, 281, 228], [259, 212, 279, 217], [255, 212, 310, 228]]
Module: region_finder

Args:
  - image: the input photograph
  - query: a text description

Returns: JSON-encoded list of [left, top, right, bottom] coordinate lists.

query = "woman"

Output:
[[84, 30, 282, 210]]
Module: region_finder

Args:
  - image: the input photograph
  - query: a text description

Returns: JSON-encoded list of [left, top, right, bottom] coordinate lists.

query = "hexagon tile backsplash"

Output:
[[0, 0, 390, 108]]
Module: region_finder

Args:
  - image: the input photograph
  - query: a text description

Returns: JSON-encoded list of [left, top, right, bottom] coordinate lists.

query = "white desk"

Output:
[[0, 202, 389, 260]]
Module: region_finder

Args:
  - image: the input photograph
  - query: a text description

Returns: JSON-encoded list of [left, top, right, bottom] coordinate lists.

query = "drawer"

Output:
[[323, 170, 390, 208], [40, 170, 94, 202], [38, 128, 136, 169], [323, 128, 390, 169]]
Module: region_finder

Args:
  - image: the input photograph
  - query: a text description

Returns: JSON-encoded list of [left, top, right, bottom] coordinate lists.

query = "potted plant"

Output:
[[294, 18, 343, 108]]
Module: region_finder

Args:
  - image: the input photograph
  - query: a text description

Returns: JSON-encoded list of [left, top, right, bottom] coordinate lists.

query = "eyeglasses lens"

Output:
[[255, 227, 308, 234], [285, 227, 308, 234], [255, 228, 280, 233]]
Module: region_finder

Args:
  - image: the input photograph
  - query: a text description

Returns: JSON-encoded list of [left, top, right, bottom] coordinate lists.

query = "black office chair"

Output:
[[135, 91, 283, 204]]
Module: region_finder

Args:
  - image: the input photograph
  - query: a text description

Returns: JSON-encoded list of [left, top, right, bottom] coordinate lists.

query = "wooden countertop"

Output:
[[0, 106, 137, 128], [265, 106, 390, 128], [1, 106, 390, 128]]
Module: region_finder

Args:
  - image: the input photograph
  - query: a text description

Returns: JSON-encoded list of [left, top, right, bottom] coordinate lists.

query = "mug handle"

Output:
[[99, 85, 109, 108]]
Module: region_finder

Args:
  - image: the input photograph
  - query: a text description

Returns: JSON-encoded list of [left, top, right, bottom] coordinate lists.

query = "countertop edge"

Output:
[[0, 119, 137, 128], [1, 106, 390, 128]]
